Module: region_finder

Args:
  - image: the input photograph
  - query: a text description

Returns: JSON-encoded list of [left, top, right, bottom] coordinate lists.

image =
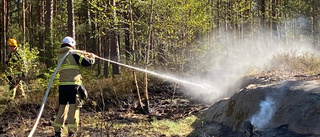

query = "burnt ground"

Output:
[[0, 81, 210, 137], [1, 70, 320, 137]]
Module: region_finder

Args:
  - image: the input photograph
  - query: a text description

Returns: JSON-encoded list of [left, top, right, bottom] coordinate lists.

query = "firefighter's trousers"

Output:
[[53, 103, 80, 134], [11, 80, 25, 99]]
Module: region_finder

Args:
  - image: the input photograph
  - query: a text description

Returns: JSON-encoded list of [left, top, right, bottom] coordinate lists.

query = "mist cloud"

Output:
[[181, 29, 318, 104]]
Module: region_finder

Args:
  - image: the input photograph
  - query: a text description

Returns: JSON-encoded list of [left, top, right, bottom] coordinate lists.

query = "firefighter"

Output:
[[5, 38, 26, 99], [52, 36, 95, 137]]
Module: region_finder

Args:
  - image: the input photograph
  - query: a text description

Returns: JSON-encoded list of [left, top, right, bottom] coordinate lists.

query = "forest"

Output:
[[1, 0, 320, 136]]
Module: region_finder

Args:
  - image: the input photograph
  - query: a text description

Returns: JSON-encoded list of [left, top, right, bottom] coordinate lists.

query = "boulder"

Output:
[[190, 80, 320, 137]]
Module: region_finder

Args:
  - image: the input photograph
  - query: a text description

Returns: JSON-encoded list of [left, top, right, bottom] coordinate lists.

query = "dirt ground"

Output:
[[0, 81, 210, 137], [1, 70, 319, 137]]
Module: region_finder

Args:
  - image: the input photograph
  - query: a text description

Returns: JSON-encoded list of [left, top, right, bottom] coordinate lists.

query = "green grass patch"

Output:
[[150, 116, 197, 136], [82, 114, 197, 136]]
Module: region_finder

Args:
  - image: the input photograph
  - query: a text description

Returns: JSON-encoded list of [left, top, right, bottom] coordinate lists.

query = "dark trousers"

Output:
[[53, 85, 81, 134]]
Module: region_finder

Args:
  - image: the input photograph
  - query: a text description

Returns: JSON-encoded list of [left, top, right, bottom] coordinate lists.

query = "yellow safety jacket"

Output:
[[58, 47, 95, 85]]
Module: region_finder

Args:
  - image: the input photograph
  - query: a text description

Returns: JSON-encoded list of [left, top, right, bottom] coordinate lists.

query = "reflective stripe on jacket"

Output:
[[58, 47, 95, 85]]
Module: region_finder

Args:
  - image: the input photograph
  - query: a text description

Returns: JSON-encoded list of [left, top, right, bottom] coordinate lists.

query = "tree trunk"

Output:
[[111, 0, 120, 76], [22, 0, 25, 44], [29, 1, 33, 46], [1, 0, 7, 64], [260, 0, 266, 29], [143, 0, 154, 113], [312, 0, 318, 48], [17, 0, 20, 25], [67, 0, 75, 38], [97, 28, 102, 76], [129, 0, 144, 111], [124, 12, 130, 64], [103, 30, 109, 78], [45, 0, 53, 67], [86, 1, 91, 50], [110, 31, 120, 76], [39, 0, 45, 59], [216, 0, 220, 42], [270, 0, 277, 41]]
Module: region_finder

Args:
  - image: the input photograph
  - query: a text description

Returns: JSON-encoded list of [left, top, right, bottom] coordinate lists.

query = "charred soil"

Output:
[[0, 81, 209, 137], [1, 71, 319, 137]]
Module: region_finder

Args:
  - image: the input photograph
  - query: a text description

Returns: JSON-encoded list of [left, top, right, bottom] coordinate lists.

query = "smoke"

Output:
[[250, 97, 276, 129]]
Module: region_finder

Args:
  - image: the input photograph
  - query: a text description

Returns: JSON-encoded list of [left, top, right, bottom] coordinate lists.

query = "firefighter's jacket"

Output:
[[6, 50, 22, 66], [6, 49, 25, 78], [58, 47, 95, 85]]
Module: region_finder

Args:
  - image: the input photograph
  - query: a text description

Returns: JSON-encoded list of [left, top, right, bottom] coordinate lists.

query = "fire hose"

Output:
[[28, 50, 210, 137], [28, 51, 70, 137]]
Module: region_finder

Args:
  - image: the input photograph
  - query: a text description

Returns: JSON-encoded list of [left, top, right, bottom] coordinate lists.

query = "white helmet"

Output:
[[62, 36, 76, 48]]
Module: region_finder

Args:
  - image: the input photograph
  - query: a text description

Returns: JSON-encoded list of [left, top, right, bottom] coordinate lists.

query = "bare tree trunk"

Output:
[[270, 0, 277, 41], [1, 0, 7, 64], [110, 31, 120, 76], [216, 0, 220, 42], [312, 0, 318, 48], [39, 0, 45, 59], [143, 0, 154, 113], [129, 0, 144, 111], [5, 0, 9, 35], [258, 0, 266, 43], [269, 0, 273, 41], [22, 0, 26, 44], [53, 0, 57, 16], [67, 0, 75, 38], [124, 12, 130, 64], [45, 0, 53, 67], [111, 0, 120, 76], [91, 11, 97, 55], [260, 0, 266, 29], [225, 0, 229, 44], [103, 29, 109, 78], [29, 1, 33, 46], [97, 28, 102, 75], [86, 1, 91, 50]]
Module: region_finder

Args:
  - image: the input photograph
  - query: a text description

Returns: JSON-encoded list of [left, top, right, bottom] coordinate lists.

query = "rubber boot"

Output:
[[51, 132, 61, 137]]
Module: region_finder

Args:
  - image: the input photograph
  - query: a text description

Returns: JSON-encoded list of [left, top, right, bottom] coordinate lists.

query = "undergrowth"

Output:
[[267, 52, 320, 74], [81, 114, 197, 136]]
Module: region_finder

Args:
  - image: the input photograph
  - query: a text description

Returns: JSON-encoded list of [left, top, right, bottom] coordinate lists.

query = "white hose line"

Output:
[[71, 50, 210, 89], [28, 51, 70, 137], [29, 50, 210, 136]]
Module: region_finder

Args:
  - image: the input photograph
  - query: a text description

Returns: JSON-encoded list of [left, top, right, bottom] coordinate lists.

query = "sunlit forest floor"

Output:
[[1, 70, 319, 137], [0, 80, 209, 137]]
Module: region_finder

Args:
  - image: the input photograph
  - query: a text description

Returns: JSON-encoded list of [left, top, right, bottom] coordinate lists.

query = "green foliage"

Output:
[[5, 43, 40, 82], [36, 68, 60, 95], [83, 70, 136, 109], [150, 116, 197, 136], [19, 43, 40, 79]]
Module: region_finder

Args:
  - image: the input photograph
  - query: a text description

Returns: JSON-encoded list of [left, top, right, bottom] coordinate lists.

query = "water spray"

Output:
[[71, 50, 212, 89], [28, 50, 211, 136]]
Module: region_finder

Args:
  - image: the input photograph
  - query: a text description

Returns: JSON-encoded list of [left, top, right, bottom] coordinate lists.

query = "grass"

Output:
[[81, 114, 198, 136], [150, 116, 197, 136], [267, 52, 320, 74]]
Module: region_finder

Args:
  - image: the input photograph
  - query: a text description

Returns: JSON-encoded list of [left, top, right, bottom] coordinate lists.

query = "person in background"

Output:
[[52, 36, 95, 137], [5, 38, 26, 99]]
